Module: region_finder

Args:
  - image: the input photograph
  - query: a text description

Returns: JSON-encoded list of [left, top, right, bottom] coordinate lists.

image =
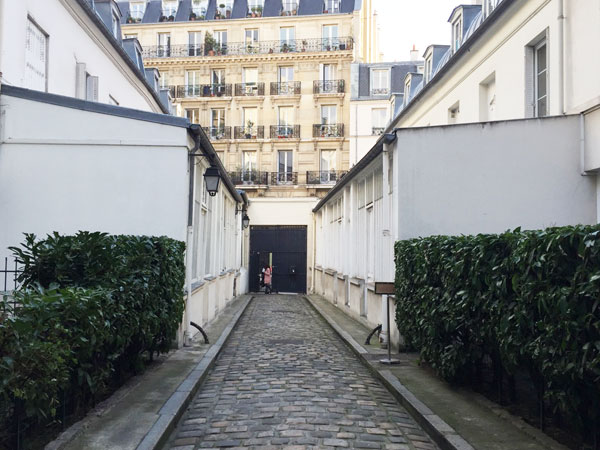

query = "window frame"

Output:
[[370, 68, 390, 96], [25, 16, 49, 92], [534, 39, 548, 117]]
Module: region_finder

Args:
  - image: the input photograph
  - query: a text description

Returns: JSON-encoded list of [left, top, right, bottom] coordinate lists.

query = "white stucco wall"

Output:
[[0, 0, 162, 112], [0, 94, 189, 260], [394, 116, 597, 239], [350, 99, 390, 165]]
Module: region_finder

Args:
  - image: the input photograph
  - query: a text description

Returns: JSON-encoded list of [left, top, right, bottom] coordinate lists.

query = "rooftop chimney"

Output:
[[410, 45, 419, 62]]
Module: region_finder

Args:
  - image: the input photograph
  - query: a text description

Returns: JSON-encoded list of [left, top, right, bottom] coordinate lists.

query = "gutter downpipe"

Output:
[[558, 0, 566, 115], [311, 208, 317, 293]]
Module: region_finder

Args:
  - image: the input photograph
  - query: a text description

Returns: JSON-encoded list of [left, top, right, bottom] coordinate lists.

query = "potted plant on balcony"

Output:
[[245, 120, 254, 138], [159, 15, 167, 21], [205, 32, 217, 56], [256, 6, 263, 16], [189, 12, 197, 20], [126, 15, 136, 23], [281, 43, 290, 53]]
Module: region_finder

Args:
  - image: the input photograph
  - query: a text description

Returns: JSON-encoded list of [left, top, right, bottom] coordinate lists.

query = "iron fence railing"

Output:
[[202, 126, 232, 140], [173, 84, 232, 98], [306, 170, 347, 185], [313, 123, 344, 138], [142, 37, 353, 58], [372, 127, 385, 136], [313, 79, 345, 94], [270, 81, 301, 96], [234, 126, 265, 139], [270, 125, 301, 139], [371, 87, 391, 96], [271, 172, 298, 185], [235, 82, 265, 96], [229, 171, 269, 185]]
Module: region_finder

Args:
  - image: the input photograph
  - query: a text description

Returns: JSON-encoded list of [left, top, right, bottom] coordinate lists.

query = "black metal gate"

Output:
[[249, 225, 307, 293]]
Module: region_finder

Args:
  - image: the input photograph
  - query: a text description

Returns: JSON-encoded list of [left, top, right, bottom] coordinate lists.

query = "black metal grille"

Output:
[[229, 171, 269, 185], [271, 172, 298, 185], [235, 82, 265, 96], [270, 125, 301, 139], [234, 126, 265, 140], [306, 171, 347, 185], [313, 124, 344, 138], [270, 81, 301, 96], [174, 84, 232, 98], [313, 79, 345, 94], [202, 126, 232, 140], [142, 38, 354, 59], [1, 257, 21, 293]]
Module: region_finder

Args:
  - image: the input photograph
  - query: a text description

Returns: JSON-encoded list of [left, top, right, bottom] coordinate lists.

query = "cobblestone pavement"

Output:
[[165, 295, 438, 450]]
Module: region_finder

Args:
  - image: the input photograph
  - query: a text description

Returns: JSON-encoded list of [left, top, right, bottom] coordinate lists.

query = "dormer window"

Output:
[[191, 0, 208, 18], [404, 78, 411, 106], [323, 0, 340, 14], [281, 1, 298, 15], [111, 3, 121, 38], [129, 1, 145, 21], [452, 15, 463, 52], [370, 69, 390, 96], [162, 0, 177, 19], [216, 0, 233, 19], [248, 0, 264, 17]]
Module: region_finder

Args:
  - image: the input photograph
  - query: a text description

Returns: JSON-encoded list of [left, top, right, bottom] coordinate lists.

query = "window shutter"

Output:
[[524, 46, 535, 118], [87, 76, 99, 101], [75, 63, 87, 99]]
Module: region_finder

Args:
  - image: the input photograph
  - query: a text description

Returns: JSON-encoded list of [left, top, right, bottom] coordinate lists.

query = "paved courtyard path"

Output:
[[164, 295, 438, 449]]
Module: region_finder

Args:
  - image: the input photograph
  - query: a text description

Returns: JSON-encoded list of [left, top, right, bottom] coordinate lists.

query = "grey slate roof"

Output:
[[352, 62, 420, 100], [118, 0, 358, 23]]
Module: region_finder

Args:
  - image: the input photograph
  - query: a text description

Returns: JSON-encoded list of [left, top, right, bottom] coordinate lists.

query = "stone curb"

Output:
[[304, 295, 476, 450], [136, 295, 254, 450]]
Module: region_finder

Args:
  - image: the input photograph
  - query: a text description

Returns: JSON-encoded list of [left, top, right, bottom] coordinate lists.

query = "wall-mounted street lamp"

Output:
[[242, 213, 250, 229], [203, 166, 221, 197]]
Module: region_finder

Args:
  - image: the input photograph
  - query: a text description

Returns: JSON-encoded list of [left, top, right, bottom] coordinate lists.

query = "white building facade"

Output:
[[313, 0, 600, 347]]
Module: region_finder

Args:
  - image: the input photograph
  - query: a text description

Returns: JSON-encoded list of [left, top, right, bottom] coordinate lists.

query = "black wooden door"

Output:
[[249, 225, 307, 293]]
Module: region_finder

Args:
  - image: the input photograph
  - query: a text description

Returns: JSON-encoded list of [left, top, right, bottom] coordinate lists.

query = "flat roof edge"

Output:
[[1, 84, 189, 128]]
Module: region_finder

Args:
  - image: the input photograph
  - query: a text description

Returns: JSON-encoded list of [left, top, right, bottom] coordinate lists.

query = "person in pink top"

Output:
[[263, 265, 272, 294]]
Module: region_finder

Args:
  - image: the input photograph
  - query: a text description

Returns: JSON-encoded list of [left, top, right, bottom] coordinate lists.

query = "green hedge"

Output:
[[1, 232, 185, 422], [394, 225, 600, 436]]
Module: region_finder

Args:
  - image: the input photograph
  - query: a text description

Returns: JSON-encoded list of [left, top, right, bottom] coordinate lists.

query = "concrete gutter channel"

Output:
[[304, 295, 476, 450], [47, 295, 253, 450]]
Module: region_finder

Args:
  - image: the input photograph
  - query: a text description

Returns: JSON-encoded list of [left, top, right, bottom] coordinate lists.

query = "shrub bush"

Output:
[[394, 225, 600, 439], [1, 232, 185, 425]]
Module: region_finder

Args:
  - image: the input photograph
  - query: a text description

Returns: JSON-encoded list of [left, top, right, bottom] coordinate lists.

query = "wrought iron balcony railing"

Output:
[[202, 126, 231, 140], [271, 172, 298, 185], [313, 123, 344, 138], [230, 171, 269, 185], [234, 126, 264, 139], [270, 81, 301, 96], [313, 79, 345, 94], [173, 84, 232, 98], [306, 170, 347, 185], [372, 127, 385, 136], [370, 87, 391, 96], [235, 82, 265, 96], [142, 37, 353, 59], [270, 125, 301, 139]]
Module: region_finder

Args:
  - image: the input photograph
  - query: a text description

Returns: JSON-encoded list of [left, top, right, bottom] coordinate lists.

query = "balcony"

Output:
[[234, 126, 264, 140], [230, 171, 269, 185], [271, 172, 298, 185], [281, 2, 298, 15], [370, 88, 391, 96], [313, 124, 344, 138], [372, 127, 385, 136], [270, 125, 301, 139], [202, 126, 231, 141], [270, 81, 301, 96], [247, 6, 264, 17], [141, 38, 353, 59], [159, 8, 177, 21], [313, 79, 345, 94], [173, 84, 232, 98], [306, 170, 347, 185], [214, 4, 232, 19], [235, 82, 265, 96]]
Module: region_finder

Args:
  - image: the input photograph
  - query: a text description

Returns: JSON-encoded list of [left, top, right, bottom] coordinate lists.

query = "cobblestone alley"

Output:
[[164, 295, 438, 449]]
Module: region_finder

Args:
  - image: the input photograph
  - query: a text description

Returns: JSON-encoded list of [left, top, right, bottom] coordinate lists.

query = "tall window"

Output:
[[320, 150, 336, 183], [111, 7, 120, 38], [278, 66, 294, 83], [321, 64, 337, 81], [323, 0, 340, 13], [214, 30, 227, 48], [371, 108, 387, 135], [186, 108, 200, 123], [243, 107, 257, 130], [157, 32, 171, 57], [278, 150, 293, 182], [278, 106, 294, 126], [371, 69, 390, 95], [321, 105, 337, 124], [322, 25, 339, 49], [212, 69, 225, 85], [192, 0, 208, 16], [243, 67, 258, 94], [211, 108, 225, 138], [245, 29, 259, 52], [424, 56, 433, 83], [162, 0, 178, 17], [280, 27, 295, 46], [404, 78, 411, 105], [25, 18, 48, 92], [185, 70, 201, 96], [534, 41, 548, 117], [189, 31, 202, 56], [129, 1, 146, 20], [452, 17, 463, 52], [248, 0, 264, 15], [242, 151, 257, 178]]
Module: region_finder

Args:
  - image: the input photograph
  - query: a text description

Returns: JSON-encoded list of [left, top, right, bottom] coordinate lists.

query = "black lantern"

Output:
[[203, 166, 221, 196], [242, 213, 250, 229]]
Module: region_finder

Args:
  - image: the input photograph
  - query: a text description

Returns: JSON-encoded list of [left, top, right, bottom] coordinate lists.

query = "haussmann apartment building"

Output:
[[118, 0, 377, 294]]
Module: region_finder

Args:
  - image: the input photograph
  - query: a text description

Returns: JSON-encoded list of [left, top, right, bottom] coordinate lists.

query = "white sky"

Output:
[[374, 0, 461, 62]]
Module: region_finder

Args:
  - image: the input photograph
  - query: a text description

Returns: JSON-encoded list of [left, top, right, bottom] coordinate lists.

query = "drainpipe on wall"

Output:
[[558, 0, 566, 115]]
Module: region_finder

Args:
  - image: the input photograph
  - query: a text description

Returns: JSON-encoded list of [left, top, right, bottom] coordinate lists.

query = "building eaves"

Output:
[[74, 0, 169, 114], [387, 0, 516, 133]]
